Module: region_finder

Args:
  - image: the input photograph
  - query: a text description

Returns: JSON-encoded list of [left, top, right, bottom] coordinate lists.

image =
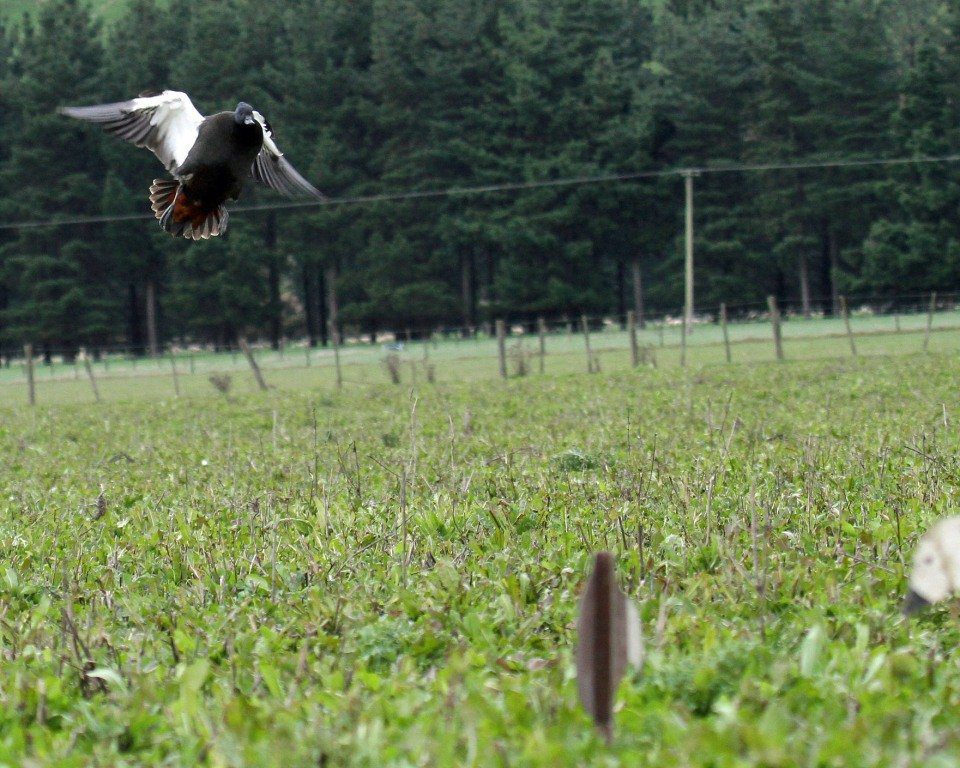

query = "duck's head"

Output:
[[234, 102, 256, 126]]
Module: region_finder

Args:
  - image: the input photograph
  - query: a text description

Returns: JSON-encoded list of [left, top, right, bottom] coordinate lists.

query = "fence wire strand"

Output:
[[2, 153, 960, 231]]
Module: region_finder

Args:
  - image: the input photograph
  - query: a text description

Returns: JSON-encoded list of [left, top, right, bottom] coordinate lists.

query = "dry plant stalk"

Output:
[[92, 488, 107, 521], [238, 337, 269, 391], [384, 353, 401, 384], [208, 373, 232, 395], [576, 551, 643, 743], [508, 342, 529, 377]]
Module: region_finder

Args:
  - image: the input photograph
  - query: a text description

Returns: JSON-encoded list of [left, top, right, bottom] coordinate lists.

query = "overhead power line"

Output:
[[1, 152, 959, 231]]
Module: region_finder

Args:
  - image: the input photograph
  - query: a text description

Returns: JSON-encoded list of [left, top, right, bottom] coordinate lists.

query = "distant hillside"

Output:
[[2, 0, 136, 26]]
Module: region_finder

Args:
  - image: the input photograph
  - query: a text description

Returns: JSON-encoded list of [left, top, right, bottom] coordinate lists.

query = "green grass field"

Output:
[[2, 336, 960, 765]]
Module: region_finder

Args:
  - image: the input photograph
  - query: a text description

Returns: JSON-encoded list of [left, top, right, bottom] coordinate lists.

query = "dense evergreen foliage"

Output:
[[0, 0, 957, 353]]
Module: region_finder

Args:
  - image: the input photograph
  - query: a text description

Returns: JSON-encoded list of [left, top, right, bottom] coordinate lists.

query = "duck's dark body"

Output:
[[152, 111, 263, 238], [181, 112, 263, 202]]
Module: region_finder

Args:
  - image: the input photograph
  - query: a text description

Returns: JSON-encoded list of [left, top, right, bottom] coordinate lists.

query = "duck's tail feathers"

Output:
[[149, 179, 228, 240]]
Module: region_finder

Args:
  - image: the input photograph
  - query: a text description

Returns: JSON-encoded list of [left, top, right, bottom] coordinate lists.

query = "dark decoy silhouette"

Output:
[[60, 90, 323, 240]]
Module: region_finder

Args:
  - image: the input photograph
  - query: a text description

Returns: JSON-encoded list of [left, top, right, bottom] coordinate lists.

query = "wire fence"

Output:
[[1, 291, 958, 407], [1, 289, 956, 364]]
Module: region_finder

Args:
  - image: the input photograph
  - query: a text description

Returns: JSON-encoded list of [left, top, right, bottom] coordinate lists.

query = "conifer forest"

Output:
[[0, 0, 958, 353]]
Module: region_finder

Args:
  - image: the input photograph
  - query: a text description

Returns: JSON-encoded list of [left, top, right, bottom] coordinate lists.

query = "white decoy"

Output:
[[903, 516, 960, 615]]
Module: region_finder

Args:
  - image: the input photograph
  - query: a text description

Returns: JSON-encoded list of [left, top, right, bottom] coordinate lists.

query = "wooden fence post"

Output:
[[767, 296, 784, 361], [168, 347, 181, 397], [329, 321, 342, 390], [537, 317, 546, 374], [720, 303, 731, 363], [581, 315, 596, 373], [238, 337, 269, 391], [23, 343, 35, 406], [631, 258, 645, 329], [146, 281, 159, 357], [80, 347, 101, 402], [496, 319, 507, 379], [324, 264, 343, 391], [627, 310, 639, 367], [924, 291, 937, 352], [680, 317, 687, 367], [840, 295, 856, 357]]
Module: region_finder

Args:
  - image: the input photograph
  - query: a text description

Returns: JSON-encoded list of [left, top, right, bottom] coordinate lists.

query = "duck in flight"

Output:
[[60, 90, 323, 240]]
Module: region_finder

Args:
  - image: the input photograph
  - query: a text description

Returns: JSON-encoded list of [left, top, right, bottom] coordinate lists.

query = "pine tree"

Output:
[[747, 0, 820, 313], [99, 0, 184, 353], [277, 0, 377, 344], [489, 0, 658, 322], [0, 18, 21, 352], [159, 0, 286, 347], [746, 0, 895, 314], [858, 12, 960, 296], [646, 0, 763, 313], [799, 0, 896, 310], [0, 0, 109, 357], [353, 0, 509, 333]]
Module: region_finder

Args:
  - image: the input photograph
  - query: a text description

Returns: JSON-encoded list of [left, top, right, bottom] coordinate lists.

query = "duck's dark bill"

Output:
[[902, 588, 931, 616]]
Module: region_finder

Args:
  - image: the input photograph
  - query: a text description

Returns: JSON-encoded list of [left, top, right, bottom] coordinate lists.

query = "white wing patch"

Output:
[[60, 90, 204, 173], [250, 110, 324, 199], [253, 110, 282, 158]]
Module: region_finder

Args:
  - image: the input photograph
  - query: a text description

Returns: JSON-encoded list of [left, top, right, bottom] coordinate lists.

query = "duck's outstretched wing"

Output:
[[59, 90, 204, 173], [250, 110, 325, 199]]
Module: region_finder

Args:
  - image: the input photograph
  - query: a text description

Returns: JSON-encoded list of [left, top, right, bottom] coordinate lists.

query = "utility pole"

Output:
[[683, 170, 697, 336]]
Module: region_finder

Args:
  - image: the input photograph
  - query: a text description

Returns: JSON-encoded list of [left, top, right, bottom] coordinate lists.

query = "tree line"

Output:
[[0, 0, 958, 356]]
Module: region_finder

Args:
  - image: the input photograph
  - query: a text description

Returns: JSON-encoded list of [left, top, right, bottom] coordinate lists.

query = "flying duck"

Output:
[[59, 90, 323, 240]]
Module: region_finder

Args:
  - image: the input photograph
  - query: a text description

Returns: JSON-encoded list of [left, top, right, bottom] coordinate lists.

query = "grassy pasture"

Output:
[[1, 346, 960, 765]]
